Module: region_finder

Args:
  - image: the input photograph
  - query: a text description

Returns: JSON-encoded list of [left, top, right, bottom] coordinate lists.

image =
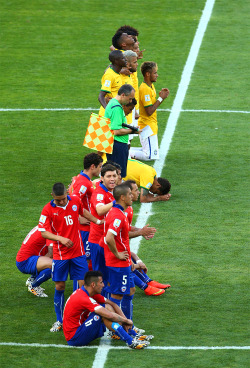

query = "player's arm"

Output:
[[98, 90, 108, 109], [140, 187, 171, 203], [82, 208, 104, 224], [131, 251, 148, 273], [96, 202, 114, 217], [129, 224, 156, 239], [95, 305, 133, 326], [40, 231, 73, 248], [144, 88, 170, 116], [105, 230, 129, 260]]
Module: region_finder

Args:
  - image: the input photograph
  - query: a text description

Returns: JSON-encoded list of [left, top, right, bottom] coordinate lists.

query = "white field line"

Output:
[[0, 342, 249, 350], [92, 0, 217, 367], [0, 107, 249, 113]]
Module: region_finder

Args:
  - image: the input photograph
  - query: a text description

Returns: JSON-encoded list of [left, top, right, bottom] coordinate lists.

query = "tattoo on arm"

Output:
[[142, 188, 149, 197]]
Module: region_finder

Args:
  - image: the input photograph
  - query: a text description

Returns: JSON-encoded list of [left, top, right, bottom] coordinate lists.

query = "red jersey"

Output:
[[63, 286, 105, 341], [16, 226, 50, 262], [104, 204, 132, 268], [69, 171, 94, 232], [125, 206, 133, 226], [88, 182, 114, 245], [38, 195, 85, 260]]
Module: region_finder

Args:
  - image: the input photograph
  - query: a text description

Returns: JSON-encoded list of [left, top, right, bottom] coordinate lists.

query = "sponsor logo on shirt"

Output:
[[113, 219, 121, 228], [72, 205, 77, 211], [80, 185, 87, 194], [39, 215, 47, 224], [104, 80, 111, 87], [97, 194, 104, 201], [145, 94, 150, 102], [146, 182, 151, 189]]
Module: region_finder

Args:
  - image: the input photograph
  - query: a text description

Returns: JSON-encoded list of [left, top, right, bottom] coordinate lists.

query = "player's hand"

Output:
[[135, 111, 139, 120], [141, 224, 157, 238], [120, 67, 131, 75], [123, 319, 133, 330], [96, 219, 105, 225], [137, 49, 145, 59], [60, 237, 73, 248], [117, 251, 129, 260], [160, 193, 171, 201], [159, 88, 170, 100], [136, 261, 148, 274]]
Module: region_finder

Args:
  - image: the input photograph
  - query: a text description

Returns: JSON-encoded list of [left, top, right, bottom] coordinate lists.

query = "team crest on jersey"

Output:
[[104, 80, 111, 87], [145, 94, 150, 102], [121, 286, 127, 293], [94, 315, 100, 321], [72, 205, 77, 211], [85, 251, 90, 258], [80, 185, 87, 194], [113, 219, 121, 228], [154, 150, 158, 156], [146, 182, 151, 189], [97, 194, 104, 201], [39, 215, 46, 224]]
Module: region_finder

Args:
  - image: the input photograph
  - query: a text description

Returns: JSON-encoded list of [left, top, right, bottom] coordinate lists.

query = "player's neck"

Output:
[[83, 169, 93, 180], [144, 77, 152, 87], [111, 64, 122, 74]]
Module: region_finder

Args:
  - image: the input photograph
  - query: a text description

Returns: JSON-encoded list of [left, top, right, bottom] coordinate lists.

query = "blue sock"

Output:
[[121, 294, 134, 320], [73, 280, 79, 292], [111, 322, 133, 345], [133, 269, 151, 284], [32, 268, 51, 288], [134, 274, 147, 290], [54, 289, 64, 323], [128, 328, 137, 337], [109, 297, 121, 308]]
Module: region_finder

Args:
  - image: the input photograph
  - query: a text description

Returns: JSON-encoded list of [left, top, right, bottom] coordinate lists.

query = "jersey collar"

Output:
[[50, 195, 72, 208], [81, 286, 89, 295], [80, 171, 90, 181], [113, 203, 124, 211], [99, 182, 110, 193]]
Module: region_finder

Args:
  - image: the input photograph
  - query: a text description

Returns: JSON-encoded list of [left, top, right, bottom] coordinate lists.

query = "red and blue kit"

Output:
[[69, 171, 94, 232], [89, 182, 114, 245], [63, 286, 105, 342], [16, 226, 49, 262], [38, 195, 85, 260], [104, 204, 132, 268]]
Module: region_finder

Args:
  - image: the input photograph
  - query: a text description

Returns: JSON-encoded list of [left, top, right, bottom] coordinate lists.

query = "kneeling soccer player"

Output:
[[63, 271, 150, 349], [16, 225, 53, 297]]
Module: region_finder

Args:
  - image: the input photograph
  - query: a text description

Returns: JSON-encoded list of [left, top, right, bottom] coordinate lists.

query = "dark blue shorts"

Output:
[[106, 140, 129, 178], [67, 312, 106, 346], [107, 265, 134, 295], [52, 255, 88, 282], [88, 243, 108, 283], [16, 256, 39, 276], [80, 231, 91, 260]]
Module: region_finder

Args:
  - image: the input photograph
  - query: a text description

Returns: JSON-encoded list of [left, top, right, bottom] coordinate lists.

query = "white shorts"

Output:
[[128, 109, 139, 142], [140, 134, 159, 160]]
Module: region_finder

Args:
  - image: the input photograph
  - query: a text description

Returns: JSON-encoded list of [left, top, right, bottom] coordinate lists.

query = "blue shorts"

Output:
[[52, 255, 88, 282], [89, 243, 109, 284], [108, 265, 134, 295], [67, 312, 106, 346], [80, 231, 91, 260], [16, 256, 39, 276]]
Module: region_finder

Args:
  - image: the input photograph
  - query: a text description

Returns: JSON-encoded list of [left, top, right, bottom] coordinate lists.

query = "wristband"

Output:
[[112, 200, 116, 206], [96, 219, 101, 225], [158, 97, 163, 103], [136, 259, 143, 264]]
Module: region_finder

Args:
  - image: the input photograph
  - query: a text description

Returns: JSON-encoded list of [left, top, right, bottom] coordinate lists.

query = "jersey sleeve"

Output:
[[101, 70, 114, 93], [107, 214, 123, 236], [38, 205, 51, 232], [140, 84, 153, 107]]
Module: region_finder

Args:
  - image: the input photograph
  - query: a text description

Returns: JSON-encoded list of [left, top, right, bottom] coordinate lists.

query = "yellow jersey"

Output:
[[124, 159, 156, 190], [120, 73, 133, 124], [99, 67, 122, 117], [138, 82, 157, 135]]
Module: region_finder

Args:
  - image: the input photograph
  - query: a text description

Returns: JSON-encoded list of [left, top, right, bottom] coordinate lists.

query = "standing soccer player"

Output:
[[69, 153, 103, 265], [38, 183, 102, 332], [104, 183, 148, 335], [98, 50, 127, 117], [129, 61, 170, 161]]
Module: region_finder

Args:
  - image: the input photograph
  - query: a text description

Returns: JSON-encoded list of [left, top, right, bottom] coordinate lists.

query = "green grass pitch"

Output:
[[0, 0, 249, 367]]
